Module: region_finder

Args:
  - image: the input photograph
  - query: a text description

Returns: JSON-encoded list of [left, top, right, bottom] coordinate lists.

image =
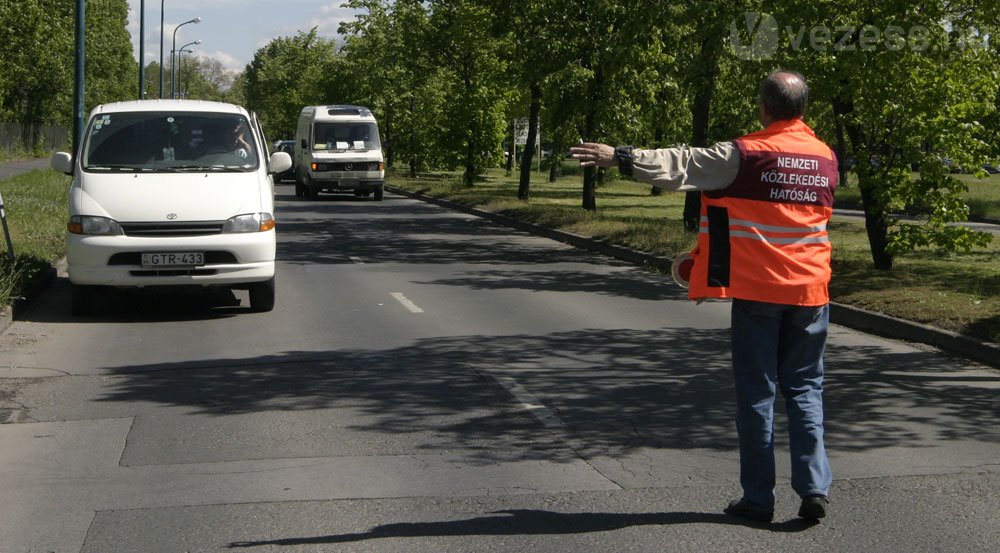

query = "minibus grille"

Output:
[[315, 162, 380, 172], [120, 222, 225, 237]]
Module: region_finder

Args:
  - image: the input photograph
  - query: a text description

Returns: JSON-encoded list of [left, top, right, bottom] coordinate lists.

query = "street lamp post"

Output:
[[175, 40, 200, 99], [139, 0, 145, 99], [170, 16, 201, 99], [158, 0, 164, 98]]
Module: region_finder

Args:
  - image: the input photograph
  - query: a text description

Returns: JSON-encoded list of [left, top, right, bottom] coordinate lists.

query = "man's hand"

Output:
[[569, 142, 616, 168]]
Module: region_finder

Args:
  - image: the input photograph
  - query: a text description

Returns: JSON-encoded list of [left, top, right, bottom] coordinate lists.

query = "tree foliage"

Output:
[[0, 0, 135, 142], [243, 29, 339, 140], [233, 0, 996, 266]]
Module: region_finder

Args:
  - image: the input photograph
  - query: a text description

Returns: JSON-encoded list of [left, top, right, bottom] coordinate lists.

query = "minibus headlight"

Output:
[[68, 215, 123, 236], [223, 213, 275, 233]]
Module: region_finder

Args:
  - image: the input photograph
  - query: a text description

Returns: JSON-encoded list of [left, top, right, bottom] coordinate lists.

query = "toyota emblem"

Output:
[[166, 213, 178, 220]]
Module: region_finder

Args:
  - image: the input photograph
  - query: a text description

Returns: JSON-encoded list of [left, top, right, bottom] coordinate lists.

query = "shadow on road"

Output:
[[226, 508, 817, 547]]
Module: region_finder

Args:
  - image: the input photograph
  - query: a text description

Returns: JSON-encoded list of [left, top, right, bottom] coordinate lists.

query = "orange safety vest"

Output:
[[688, 119, 838, 306]]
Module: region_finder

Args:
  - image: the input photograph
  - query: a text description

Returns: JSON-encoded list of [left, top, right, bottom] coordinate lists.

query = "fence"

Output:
[[0, 122, 68, 154]]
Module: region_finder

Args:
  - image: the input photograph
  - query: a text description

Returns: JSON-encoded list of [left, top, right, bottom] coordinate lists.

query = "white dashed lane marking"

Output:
[[390, 292, 424, 313]]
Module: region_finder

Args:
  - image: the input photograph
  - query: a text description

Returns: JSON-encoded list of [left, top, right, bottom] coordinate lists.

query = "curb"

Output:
[[387, 185, 1000, 370], [0, 265, 58, 334]]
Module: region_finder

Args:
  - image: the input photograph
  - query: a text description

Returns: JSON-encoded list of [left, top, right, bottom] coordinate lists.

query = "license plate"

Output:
[[141, 252, 204, 268]]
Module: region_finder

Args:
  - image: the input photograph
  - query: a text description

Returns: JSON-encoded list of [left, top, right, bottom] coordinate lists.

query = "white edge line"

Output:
[[390, 292, 424, 313], [492, 376, 566, 429]]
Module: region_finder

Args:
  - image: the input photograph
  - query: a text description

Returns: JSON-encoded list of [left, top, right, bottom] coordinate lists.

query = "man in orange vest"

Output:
[[571, 70, 837, 523]]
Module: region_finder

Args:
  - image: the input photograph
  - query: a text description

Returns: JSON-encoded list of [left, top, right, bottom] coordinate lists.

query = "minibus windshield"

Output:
[[83, 112, 259, 172], [312, 122, 380, 151]]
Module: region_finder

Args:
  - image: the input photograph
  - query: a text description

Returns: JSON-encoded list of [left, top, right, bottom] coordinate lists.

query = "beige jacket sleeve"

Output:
[[630, 141, 741, 192]]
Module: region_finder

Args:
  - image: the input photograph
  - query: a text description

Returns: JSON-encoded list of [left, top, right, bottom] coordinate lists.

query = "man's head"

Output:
[[758, 70, 808, 126]]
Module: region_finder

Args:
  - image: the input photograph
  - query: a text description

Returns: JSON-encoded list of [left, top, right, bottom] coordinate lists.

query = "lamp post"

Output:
[[158, 0, 164, 98], [138, 1, 145, 99], [175, 41, 200, 98], [170, 16, 201, 99]]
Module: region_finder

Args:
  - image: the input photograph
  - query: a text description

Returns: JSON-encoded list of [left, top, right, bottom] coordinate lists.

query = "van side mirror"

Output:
[[268, 152, 292, 175], [51, 152, 74, 175], [300, 139, 308, 149]]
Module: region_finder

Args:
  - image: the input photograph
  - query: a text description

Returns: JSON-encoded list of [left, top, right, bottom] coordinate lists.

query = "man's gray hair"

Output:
[[759, 70, 809, 121]]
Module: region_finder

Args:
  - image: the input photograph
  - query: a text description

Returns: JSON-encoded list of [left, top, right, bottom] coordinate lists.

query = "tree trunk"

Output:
[[834, 95, 893, 270], [683, 36, 720, 231], [548, 140, 561, 182], [505, 118, 515, 177], [859, 181, 894, 270], [518, 84, 541, 200], [582, 69, 602, 211], [408, 96, 417, 178]]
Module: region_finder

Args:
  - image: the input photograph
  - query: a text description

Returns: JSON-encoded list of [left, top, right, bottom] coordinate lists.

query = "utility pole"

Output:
[[139, 1, 145, 99], [73, 0, 86, 154]]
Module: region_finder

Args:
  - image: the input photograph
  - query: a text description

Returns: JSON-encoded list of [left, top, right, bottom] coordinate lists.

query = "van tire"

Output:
[[248, 278, 275, 312], [71, 284, 98, 317], [374, 186, 384, 201]]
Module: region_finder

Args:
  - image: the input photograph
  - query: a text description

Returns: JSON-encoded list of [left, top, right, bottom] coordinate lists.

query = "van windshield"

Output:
[[82, 112, 259, 172], [312, 122, 380, 151]]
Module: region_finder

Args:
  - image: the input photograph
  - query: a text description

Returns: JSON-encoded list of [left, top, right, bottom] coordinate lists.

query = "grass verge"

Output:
[[0, 169, 70, 307], [389, 167, 1000, 345]]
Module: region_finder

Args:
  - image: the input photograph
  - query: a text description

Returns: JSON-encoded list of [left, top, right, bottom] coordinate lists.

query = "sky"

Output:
[[125, 0, 361, 73]]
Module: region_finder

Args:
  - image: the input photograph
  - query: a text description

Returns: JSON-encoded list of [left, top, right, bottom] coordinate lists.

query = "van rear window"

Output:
[[83, 112, 258, 172]]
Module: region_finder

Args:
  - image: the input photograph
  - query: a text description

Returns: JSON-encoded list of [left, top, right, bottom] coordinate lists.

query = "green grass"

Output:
[[0, 169, 70, 306], [834, 172, 1000, 220], [390, 167, 1000, 345]]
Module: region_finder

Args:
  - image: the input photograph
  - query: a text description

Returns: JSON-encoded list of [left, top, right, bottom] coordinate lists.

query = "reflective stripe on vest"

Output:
[[700, 217, 830, 244], [687, 119, 838, 306]]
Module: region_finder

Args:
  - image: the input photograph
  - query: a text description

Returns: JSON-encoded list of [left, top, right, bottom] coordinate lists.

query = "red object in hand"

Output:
[[671, 253, 694, 289]]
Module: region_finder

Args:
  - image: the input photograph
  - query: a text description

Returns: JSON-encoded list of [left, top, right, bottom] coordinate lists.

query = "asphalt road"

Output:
[[0, 184, 997, 552]]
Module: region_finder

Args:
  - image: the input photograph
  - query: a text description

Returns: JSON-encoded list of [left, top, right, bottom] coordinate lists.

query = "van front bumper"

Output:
[[66, 231, 276, 287]]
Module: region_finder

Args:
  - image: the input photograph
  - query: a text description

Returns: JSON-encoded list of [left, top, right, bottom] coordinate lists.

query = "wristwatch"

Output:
[[615, 145, 635, 177]]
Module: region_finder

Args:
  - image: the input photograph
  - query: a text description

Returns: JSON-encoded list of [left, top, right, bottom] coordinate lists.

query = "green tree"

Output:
[[0, 0, 74, 143], [243, 29, 338, 139], [84, 0, 137, 109], [426, 0, 512, 186], [770, 1, 997, 269], [338, 0, 449, 173]]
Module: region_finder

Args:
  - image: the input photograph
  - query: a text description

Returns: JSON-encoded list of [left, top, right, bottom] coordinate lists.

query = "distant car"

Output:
[[983, 163, 999, 175], [274, 140, 295, 182]]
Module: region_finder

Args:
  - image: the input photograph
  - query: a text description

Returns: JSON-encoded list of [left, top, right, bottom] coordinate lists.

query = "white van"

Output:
[[50, 99, 292, 315], [294, 105, 384, 200]]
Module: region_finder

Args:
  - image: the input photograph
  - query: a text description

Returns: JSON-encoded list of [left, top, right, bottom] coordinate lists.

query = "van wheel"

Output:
[[374, 186, 384, 201], [71, 284, 98, 317], [248, 278, 275, 312], [295, 181, 305, 197]]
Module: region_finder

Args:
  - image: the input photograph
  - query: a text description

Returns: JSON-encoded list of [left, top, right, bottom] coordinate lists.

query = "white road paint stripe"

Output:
[[491, 375, 566, 429], [349, 256, 364, 264], [390, 292, 424, 313]]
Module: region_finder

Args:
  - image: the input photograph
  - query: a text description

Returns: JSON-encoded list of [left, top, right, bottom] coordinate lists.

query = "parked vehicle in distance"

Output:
[[49, 99, 292, 316], [294, 105, 384, 200], [274, 140, 296, 182]]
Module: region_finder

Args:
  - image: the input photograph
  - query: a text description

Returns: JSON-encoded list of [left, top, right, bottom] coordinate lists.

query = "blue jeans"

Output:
[[731, 299, 832, 510]]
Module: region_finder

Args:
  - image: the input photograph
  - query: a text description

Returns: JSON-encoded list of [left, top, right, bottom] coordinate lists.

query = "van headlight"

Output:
[[223, 213, 275, 233], [68, 215, 124, 235]]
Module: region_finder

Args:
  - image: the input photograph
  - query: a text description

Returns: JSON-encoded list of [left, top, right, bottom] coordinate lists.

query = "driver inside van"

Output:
[[199, 120, 251, 159]]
